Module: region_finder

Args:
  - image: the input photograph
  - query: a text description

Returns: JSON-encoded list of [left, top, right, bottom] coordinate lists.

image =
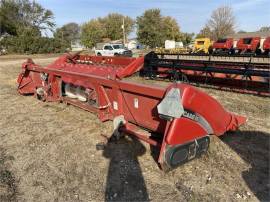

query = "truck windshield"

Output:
[[104, 46, 113, 50], [217, 39, 227, 43], [197, 41, 205, 45], [243, 38, 252, 44], [113, 44, 124, 49]]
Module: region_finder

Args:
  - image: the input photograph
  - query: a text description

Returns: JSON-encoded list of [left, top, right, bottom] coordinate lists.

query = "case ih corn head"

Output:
[[142, 52, 270, 96], [17, 53, 246, 170]]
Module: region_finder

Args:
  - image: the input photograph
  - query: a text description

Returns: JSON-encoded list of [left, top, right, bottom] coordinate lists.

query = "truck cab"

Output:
[[95, 43, 132, 57], [236, 37, 261, 54], [193, 38, 213, 54], [213, 38, 234, 54]]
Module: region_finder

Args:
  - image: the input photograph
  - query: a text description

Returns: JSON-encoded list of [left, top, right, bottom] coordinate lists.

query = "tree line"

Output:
[[81, 9, 194, 48], [0, 0, 67, 54], [1, 1, 268, 54]]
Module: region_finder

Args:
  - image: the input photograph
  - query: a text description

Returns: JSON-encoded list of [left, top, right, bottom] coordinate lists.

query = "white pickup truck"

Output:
[[95, 43, 132, 57]]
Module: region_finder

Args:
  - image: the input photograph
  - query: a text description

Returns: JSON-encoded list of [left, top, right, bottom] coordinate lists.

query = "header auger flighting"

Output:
[[17, 53, 246, 170]]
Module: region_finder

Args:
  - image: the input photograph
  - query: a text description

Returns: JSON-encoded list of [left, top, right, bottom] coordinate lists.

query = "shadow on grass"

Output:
[[0, 147, 17, 201], [221, 131, 270, 201], [102, 136, 149, 202]]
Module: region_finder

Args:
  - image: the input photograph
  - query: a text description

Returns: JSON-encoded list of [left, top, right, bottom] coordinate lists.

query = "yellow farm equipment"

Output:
[[193, 38, 213, 54], [155, 47, 189, 54]]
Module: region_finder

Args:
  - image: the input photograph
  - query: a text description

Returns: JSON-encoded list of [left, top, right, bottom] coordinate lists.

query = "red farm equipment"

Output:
[[263, 37, 270, 55], [212, 38, 234, 54], [236, 37, 261, 54], [17, 53, 246, 170]]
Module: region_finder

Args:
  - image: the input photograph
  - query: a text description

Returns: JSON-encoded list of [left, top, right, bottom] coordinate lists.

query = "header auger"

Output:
[[17, 53, 246, 170]]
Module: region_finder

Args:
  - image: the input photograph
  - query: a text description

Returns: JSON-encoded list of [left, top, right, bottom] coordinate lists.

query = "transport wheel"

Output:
[[114, 53, 119, 57], [97, 53, 102, 56]]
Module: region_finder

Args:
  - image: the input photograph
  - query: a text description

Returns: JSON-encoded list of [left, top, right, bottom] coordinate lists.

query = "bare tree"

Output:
[[259, 26, 270, 32], [206, 6, 236, 40], [196, 25, 212, 39]]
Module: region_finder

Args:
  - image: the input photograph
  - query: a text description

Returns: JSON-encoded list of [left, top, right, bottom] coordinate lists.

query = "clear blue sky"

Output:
[[38, 0, 270, 36]]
